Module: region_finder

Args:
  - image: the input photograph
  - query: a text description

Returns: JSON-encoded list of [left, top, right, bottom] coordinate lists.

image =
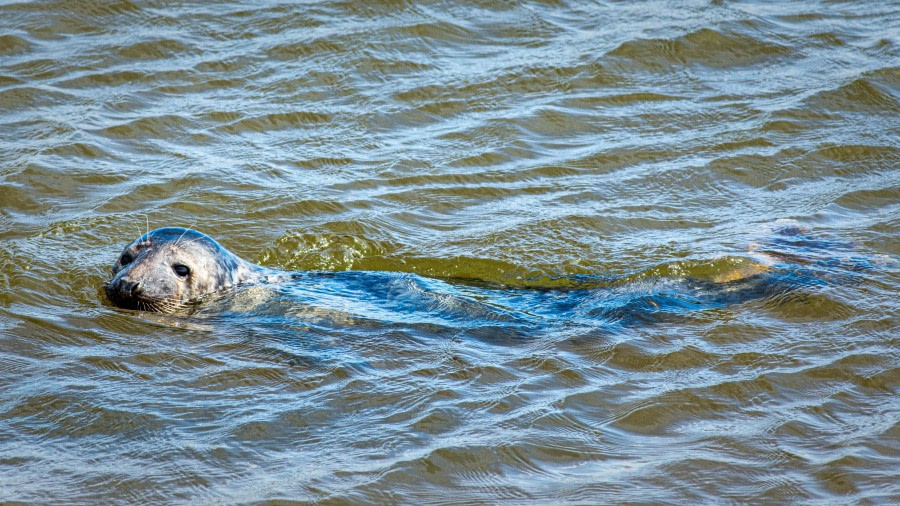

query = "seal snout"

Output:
[[118, 279, 142, 299], [104, 275, 144, 309]]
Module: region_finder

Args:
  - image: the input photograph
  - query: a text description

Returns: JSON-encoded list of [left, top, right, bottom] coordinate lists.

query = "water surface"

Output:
[[0, 0, 898, 503]]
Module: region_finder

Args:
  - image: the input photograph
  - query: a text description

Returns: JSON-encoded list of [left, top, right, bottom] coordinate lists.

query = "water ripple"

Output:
[[0, 0, 897, 503]]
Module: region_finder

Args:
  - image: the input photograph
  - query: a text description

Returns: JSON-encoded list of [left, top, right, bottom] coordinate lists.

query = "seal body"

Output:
[[104, 222, 848, 315], [104, 227, 269, 312]]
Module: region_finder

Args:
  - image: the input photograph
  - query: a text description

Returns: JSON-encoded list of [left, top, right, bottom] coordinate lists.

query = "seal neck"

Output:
[[231, 258, 288, 286]]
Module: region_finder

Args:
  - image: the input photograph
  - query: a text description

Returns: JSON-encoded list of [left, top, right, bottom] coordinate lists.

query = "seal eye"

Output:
[[173, 264, 190, 277]]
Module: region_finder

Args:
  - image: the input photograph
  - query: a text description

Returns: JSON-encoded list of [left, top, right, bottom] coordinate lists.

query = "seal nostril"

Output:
[[116, 279, 140, 300]]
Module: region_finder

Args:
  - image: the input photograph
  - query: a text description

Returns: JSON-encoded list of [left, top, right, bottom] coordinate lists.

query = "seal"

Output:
[[104, 222, 848, 315], [104, 227, 271, 312]]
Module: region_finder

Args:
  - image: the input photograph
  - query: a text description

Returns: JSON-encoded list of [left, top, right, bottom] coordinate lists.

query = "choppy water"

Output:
[[1, 0, 898, 503]]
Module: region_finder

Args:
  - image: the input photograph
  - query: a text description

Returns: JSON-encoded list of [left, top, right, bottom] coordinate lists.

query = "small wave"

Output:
[[608, 27, 793, 70], [0, 34, 32, 55], [216, 111, 333, 134], [0, 85, 76, 111], [805, 74, 900, 115], [96, 114, 194, 139], [117, 38, 196, 60]]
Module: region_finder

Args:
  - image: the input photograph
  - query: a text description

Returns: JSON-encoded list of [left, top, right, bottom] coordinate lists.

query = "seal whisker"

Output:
[[176, 236, 212, 247], [158, 300, 184, 313], [174, 221, 198, 247]]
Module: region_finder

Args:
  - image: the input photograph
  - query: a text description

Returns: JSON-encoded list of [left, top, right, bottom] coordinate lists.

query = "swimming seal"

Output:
[[104, 222, 845, 315], [104, 227, 271, 312]]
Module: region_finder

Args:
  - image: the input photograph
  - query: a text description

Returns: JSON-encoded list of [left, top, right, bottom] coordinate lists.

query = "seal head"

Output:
[[104, 227, 263, 312]]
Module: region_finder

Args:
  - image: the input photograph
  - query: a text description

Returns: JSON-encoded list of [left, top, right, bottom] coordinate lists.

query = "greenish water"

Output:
[[1, 0, 898, 503]]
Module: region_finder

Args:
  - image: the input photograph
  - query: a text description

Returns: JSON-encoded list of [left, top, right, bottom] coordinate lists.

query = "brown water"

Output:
[[1, 0, 898, 503]]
